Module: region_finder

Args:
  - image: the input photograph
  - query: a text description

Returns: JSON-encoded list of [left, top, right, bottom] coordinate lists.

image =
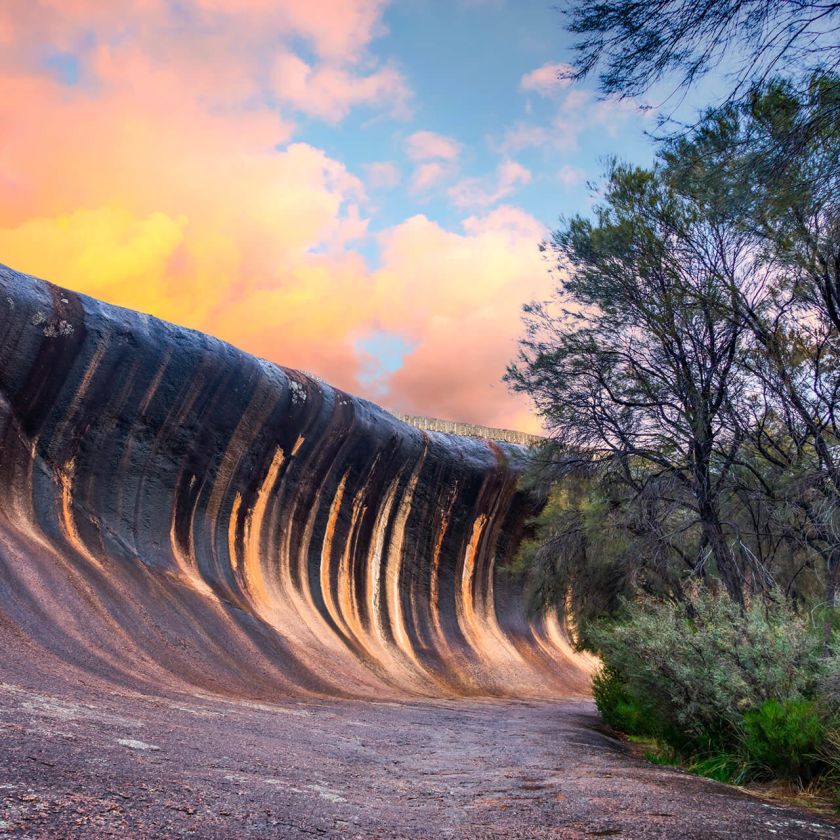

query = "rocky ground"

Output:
[[0, 681, 838, 839]]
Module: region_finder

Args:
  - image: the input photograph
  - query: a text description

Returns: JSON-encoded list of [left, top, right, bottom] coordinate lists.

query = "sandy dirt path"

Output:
[[0, 682, 838, 839]]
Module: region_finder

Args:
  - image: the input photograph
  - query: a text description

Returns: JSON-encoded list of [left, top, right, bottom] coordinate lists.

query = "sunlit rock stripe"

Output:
[[0, 265, 594, 700]]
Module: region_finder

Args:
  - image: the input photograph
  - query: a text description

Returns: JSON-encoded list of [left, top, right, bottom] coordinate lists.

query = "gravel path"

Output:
[[0, 681, 838, 839]]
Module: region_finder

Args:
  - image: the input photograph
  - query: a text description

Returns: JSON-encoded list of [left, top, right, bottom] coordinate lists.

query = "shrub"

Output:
[[820, 728, 840, 795], [589, 588, 840, 761], [592, 665, 653, 736], [687, 753, 749, 784], [744, 699, 826, 782]]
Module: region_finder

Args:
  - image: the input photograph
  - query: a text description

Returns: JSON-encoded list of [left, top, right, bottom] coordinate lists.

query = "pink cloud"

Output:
[[0, 67, 548, 429], [191, 0, 388, 61], [493, 123, 549, 154], [462, 204, 545, 239], [448, 160, 531, 210], [409, 162, 450, 194], [520, 62, 574, 96], [1, 1, 387, 68], [371, 208, 551, 431], [363, 161, 402, 190], [405, 130, 461, 162], [272, 52, 411, 123], [0, 0, 551, 433], [404, 132, 461, 195], [591, 96, 653, 131], [558, 164, 585, 187], [493, 89, 652, 159]]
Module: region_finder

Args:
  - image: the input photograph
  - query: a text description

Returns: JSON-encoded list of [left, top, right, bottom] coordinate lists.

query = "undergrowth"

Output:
[[589, 589, 840, 806]]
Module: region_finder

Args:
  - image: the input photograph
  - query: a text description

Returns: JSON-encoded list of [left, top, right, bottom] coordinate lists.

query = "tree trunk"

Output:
[[824, 547, 839, 649], [698, 504, 743, 605], [827, 549, 838, 610]]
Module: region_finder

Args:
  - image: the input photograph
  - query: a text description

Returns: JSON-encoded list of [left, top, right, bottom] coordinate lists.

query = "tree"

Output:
[[563, 0, 840, 108], [506, 162, 756, 603], [663, 78, 840, 607]]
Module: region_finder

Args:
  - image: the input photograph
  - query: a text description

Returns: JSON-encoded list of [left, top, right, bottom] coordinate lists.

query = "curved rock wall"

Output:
[[0, 265, 591, 700]]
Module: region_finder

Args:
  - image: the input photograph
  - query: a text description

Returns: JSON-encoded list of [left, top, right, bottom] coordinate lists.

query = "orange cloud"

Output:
[[0, 207, 193, 322], [371, 207, 551, 432], [0, 0, 551, 432]]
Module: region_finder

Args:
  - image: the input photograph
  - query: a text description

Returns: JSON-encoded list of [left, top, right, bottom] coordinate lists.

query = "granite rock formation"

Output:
[[0, 265, 591, 700]]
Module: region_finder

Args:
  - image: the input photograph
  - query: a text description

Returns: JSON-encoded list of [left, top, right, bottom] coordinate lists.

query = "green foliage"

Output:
[[588, 588, 840, 787], [744, 699, 826, 782], [687, 753, 750, 784], [815, 730, 840, 812], [512, 476, 644, 647], [641, 746, 680, 768], [591, 589, 837, 753], [592, 665, 653, 736]]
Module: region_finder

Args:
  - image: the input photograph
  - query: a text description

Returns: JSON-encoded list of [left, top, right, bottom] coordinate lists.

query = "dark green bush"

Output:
[[687, 753, 749, 784], [744, 699, 826, 782], [588, 588, 840, 790], [592, 665, 652, 736]]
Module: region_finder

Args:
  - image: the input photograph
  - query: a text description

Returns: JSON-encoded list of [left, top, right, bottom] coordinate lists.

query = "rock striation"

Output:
[[0, 265, 591, 700]]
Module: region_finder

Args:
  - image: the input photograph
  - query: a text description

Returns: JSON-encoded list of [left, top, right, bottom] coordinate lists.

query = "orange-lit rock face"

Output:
[[0, 265, 592, 700]]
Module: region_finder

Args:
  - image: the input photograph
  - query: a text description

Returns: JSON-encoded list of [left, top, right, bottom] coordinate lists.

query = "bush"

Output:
[[588, 588, 840, 787], [744, 699, 826, 782], [820, 729, 840, 796], [687, 753, 748, 784], [592, 665, 653, 736]]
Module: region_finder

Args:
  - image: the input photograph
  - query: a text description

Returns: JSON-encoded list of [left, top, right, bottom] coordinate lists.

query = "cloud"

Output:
[[493, 87, 652, 159], [272, 52, 411, 123], [409, 162, 449, 194], [448, 160, 531, 210], [0, 207, 195, 322], [0, 1, 390, 72], [461, 204, 544, 239], [186, 0, 389, 62], [0, 138, 367, 324], [363, 161, 401, 190], [371, 207, 550, 432], [0, 0, 551, 432], [558, 164, 585, 187], [591, 95, 652, 131], [405, 130, 461, 162], [493, 123, 549, 154], [403, 131, 462, 195], [0, 69, 548, 429], [520, 62, 574, 96]]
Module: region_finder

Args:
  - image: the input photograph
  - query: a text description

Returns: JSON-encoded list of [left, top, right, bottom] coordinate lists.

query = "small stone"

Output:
[[116, 739, 160, 751]]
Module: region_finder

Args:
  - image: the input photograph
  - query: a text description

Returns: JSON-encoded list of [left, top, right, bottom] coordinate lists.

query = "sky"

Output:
[[0, 0, 664, 433]]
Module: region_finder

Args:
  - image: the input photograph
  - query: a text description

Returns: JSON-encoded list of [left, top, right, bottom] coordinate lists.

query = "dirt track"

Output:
[[1, 682, 838, 839]]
